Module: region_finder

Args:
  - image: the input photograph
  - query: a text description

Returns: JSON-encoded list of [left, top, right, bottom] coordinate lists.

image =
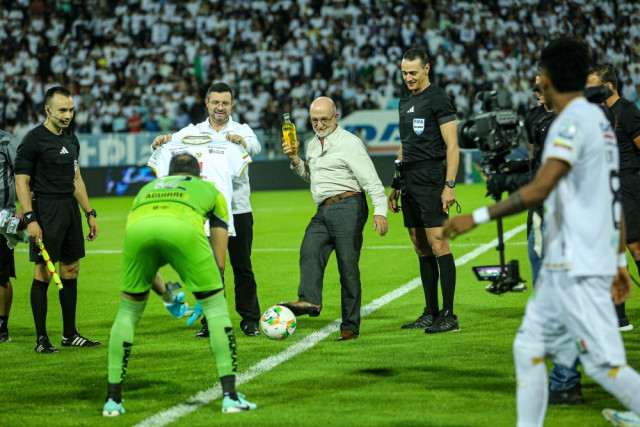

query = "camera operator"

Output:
[[587, 64, 640, 333], [522, 77, 555, 284]]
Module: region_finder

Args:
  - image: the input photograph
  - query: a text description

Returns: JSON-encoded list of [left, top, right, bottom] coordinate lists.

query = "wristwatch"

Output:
[[445, 180, 456, 188], [85, 209, 97, 218]]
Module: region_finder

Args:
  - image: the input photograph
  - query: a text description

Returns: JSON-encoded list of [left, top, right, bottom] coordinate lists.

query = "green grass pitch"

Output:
[[1, 184, 638, 426]]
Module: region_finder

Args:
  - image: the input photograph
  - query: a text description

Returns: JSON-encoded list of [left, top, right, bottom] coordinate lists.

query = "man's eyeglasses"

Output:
[[310, 114, 336, 126], [208, 100, 232, 107]]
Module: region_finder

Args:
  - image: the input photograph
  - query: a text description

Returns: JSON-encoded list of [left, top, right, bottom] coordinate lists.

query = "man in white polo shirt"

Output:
[[151, 82, 262, 338]]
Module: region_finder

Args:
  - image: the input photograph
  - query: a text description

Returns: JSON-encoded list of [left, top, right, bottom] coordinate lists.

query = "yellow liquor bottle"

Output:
[[282, 113, 298, 149]]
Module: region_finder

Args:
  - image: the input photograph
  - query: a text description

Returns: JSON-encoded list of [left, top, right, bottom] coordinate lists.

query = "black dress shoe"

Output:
[[241, 321, 260, 337], [279, 300, 322, 317], [337, 330, 359, 341], [548, 384, 584, 405]]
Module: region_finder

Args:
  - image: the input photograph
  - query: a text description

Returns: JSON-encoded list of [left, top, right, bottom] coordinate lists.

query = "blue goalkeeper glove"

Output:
[[164, 291, 188, 318], [186, 301, 203, 325]]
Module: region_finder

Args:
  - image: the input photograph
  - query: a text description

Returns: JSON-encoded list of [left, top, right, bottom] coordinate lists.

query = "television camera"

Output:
[[457, 88, 528, 295]]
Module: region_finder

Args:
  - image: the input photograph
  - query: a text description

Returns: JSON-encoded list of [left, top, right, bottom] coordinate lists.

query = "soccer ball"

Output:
[[260, 305, 297, 340]]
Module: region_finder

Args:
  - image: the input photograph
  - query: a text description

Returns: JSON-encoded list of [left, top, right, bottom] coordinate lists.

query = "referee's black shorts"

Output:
[[400, 160, 448, 229], [0, 235, 16, 282], [620, 170, 640, 243], [29, 196, 85, 264]]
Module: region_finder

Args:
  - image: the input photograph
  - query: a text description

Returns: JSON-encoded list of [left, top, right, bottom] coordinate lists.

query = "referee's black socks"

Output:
[[437, 254, 456, 313], [59, 278, 78, 337], [419, 255, 439, 315], [30, 279, 49, 337]]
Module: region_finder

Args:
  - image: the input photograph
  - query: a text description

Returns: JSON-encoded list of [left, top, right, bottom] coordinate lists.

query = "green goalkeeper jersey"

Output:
[[127, 174, 228, 231]]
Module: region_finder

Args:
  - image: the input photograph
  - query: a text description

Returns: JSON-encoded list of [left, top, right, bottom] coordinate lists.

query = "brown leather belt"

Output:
[[321, 191, 362, 206]]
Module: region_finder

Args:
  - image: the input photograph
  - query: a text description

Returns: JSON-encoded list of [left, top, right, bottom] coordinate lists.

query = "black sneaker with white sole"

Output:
[[35, 335, 60, 353], [619, 316, 634, 332], [195, 324, 210, 338], [61, 328, 101, 347], [425, 310, 460, 334], [401, 313, 436, 329]]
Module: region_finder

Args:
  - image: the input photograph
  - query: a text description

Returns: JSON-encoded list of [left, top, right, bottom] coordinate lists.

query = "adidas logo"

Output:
[[60, 147, 69, 154], [407, 106, 414, 113], [66, 336, 87, 346]]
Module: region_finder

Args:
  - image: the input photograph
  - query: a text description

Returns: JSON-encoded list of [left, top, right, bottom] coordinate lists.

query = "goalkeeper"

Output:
[[103, 153, 256, 416]]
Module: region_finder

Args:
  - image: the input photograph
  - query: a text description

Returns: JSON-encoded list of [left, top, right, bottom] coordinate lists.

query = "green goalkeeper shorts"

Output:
[[120, 215, 224, 295]]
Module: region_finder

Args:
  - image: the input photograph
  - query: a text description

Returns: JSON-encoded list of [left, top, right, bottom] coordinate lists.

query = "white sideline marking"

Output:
[[134, 223, 527, 427], [13, 241, 526, 254]]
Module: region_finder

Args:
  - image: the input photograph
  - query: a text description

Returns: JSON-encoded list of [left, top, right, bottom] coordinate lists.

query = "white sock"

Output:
[[514, 344, 548, 427], [589, 364, 640, 414]]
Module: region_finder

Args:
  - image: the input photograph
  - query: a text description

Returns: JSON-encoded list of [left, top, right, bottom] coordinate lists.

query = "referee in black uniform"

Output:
[[587, 64, 640, 332], [388, 48, 461, 334], [15, 86, 101, 353]]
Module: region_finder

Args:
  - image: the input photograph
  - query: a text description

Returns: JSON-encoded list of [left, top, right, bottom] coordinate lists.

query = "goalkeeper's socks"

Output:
[[221, 375, 238, 401], [107, 297, 146, 384], [107, 382, 123, 403], [198, 293, 237, 378]]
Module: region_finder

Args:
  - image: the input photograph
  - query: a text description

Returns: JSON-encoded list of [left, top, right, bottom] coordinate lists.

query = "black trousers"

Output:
[[228, 212, 261, 325]]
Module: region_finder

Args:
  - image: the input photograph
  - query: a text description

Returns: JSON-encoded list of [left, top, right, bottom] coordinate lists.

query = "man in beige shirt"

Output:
[[281, 96, 388, 341]]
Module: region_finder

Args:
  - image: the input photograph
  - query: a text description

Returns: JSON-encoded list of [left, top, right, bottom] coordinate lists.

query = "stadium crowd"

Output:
[[1, 0, 640, 151]]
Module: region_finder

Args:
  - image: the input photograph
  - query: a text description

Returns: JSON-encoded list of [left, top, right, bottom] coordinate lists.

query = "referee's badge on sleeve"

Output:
[[413, 118, 425, 135]]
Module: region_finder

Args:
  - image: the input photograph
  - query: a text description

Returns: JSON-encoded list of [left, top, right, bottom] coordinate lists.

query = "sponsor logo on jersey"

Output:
[[407, 106, 414, 113], [413, 118, 425, 135], [60, 146, 69, 154]]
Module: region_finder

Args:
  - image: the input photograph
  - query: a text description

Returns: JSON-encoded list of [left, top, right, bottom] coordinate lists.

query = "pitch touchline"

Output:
[[13, 241, 526, 254], [134, 223, 527, 427]]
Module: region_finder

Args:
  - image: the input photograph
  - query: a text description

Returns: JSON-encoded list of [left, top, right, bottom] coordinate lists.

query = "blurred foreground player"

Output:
[[442, 38, 640, 427]]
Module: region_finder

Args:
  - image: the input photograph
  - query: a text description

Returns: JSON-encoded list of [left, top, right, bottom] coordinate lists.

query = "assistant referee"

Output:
[[15, 86, 100, 353], [388, 48, 461, 334]]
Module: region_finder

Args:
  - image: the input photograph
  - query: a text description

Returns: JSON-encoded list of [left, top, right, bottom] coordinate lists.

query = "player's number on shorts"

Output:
[[154, 176, 193, 191], [610, 169, 622, 230]]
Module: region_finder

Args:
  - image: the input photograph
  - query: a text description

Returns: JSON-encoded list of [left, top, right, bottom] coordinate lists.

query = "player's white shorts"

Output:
[[514, 268, 626, 370]]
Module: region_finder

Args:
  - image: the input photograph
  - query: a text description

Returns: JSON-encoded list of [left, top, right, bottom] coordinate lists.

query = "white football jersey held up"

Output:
[[541, 97, 621, 276], [169, 118, 261, 215], [147, 129, 252, 236]]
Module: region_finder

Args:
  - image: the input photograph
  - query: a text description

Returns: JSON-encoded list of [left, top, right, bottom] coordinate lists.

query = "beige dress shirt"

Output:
[[291, 125, 388, 217]]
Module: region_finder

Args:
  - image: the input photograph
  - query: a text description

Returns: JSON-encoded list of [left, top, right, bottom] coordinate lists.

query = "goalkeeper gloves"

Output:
[[186, 301, 203, 325]]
